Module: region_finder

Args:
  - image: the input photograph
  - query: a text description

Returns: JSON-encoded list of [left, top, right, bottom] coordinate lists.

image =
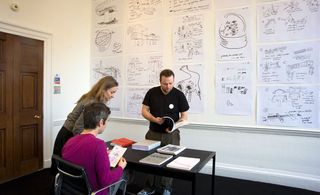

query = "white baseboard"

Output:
[[44, 159, 51, 169], [200, 161, 320, 192]]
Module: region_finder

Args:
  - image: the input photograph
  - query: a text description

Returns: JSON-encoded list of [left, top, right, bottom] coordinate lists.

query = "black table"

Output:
[[107, 142, 216, 195]]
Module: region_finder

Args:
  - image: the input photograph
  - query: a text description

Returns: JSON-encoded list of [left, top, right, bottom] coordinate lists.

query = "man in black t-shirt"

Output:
[[138, 69, 189, 195]]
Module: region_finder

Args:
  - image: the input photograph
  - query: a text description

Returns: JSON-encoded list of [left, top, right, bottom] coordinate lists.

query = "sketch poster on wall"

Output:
[[174, 64, 204, 113], [92, 25, 124, 57], [126, 20, 163, 53], [126, 54, 163, 86], [215, 0, 251, 9], [258, 41, 320, 84], [215, 61, 252, 115], [125, 87, 148, 119], [91, 57, 123, 85], [215, 7, 252, 61], [107, 87, 123, 117], [172, 14, 204, 63], [92, 0, 125, 28], [167, 0, 211, 15], [257, 0, 320, 42], [257, 86, 319, 128], [127, 0, 163, 22]]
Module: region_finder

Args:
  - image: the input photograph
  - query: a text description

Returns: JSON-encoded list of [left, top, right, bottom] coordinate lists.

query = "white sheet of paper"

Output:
[[257, 86, 319, 128], [126, 20, 163, 53], [215, 61, 252, 115], [215, 7, 252, 61], [126, 54, 163, 86], [127, 0, 163, 22], [125, 87, 148, 119], [174, 64, 204, 113], [257, 41, 320, 84], [172, 14, 204, 63], [257, 0, 320, 42], [167, 0, 211, 15]]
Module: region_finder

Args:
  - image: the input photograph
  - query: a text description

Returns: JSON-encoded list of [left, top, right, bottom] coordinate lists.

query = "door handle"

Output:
[[34, 115, 41, 119]]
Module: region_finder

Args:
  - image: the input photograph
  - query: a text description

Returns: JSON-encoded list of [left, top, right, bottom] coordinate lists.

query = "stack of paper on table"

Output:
[[108, 145, 127, 167], [131, 139, 161, 151], [139, 152, 173, 166], [166, 156, 200, 171], [111, 137, 136, 147], [156, 144, 186, 155]]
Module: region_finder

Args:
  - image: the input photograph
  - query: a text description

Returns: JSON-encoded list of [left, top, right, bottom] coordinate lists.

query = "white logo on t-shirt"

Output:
[[169, 104, 174, 109]]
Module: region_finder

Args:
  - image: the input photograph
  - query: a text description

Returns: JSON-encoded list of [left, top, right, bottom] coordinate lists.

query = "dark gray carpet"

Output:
[[0, 169, 319, 195]]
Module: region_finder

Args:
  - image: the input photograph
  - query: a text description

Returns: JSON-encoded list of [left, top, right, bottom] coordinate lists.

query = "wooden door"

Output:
[[0, 32, 43, 182]]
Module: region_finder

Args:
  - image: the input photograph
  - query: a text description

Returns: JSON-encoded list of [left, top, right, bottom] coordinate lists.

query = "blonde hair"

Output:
[[77, 76, 118, 103]]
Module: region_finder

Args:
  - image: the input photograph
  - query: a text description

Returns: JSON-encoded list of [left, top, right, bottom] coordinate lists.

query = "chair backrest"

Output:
[[52, 154, 92, 195]]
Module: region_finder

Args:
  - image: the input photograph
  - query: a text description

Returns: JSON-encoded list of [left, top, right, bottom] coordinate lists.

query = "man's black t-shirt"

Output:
[[142, 86, 189, 132]]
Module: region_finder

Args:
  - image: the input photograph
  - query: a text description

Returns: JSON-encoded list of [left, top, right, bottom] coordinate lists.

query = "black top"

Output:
[[142, 86, 189, 132]]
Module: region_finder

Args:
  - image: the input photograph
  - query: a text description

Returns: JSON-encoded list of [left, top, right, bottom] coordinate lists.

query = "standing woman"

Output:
[[50, 76, 118, 174]]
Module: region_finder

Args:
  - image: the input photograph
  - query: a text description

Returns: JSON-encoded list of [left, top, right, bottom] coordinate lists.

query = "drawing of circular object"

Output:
[[95, 29, 113, 48], [219, 13, 247, 49]]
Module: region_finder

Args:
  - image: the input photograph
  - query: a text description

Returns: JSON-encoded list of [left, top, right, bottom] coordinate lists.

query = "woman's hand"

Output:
[[117, 157, 127, 169]]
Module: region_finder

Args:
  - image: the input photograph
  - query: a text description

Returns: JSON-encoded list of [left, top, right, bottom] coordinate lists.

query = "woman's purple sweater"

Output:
[[62, 134, 123, 194]]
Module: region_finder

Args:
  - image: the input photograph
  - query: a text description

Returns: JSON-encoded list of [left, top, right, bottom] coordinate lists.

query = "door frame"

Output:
[[0, 21, 52, 168]]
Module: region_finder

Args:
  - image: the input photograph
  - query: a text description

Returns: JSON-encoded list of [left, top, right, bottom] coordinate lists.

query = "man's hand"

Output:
[[154, 117, 165, 125], [165, 128, 172, 133]]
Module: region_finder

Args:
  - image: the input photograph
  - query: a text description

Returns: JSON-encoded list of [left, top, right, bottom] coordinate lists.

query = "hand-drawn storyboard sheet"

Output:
[[172, 14, 204, 63], [174, 64, 204, 113], [92, 26, 124, 57], [126, 54, 163, 86], [91, 57, 123, 85], [107, 87, 123, 117], [257, 0, 320, 42], [167, 0, 211, 15], [127, 0, 163, 22], [258, 41, 320, 84], [126, 20, 163, 53], [215, 61, 252, 115], [216, 7, 252, 61], [215, 0, 251, 9], [92, 0, 125, 28], [257, 86, 319, 128], [125, 87, 148, 119]]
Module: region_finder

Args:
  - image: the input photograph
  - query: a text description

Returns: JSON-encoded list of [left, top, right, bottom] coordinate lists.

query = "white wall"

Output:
[[1, 0, 319, 193], [0, 0, 92, 166], [101, 119, 320, 192]]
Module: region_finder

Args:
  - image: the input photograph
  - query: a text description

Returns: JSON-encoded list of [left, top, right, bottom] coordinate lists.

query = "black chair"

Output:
[[52, 154, 127, 195]]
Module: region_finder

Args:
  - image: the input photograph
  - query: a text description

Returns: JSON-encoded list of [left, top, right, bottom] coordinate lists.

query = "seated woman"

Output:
[[62, 102, 127, 195]]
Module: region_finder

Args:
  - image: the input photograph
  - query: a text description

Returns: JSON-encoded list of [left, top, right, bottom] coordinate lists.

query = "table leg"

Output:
[[211, 155, 216, 195]]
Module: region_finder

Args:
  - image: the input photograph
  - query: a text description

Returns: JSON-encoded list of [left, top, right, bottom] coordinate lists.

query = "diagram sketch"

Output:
[[128, 0, 163, 21], [126, 54, 163, 86], [174, 64, 204, 113], [92, 0, 125, 28], [107, 87, 123, 117], [125, 87, 148, 119], [257, 86, 319, 128], [257, 41, 319, 84], [126, 20, 163, 53], [215, 61, 252, 115], [173, 14, 204, 63], [91, 57, 123, 85], [219, 13, 247, 49], [216, 7, 252, 61], [257, 0, 320, 42], [167, 0, 211, 14], [92, 26, 124, 57]]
